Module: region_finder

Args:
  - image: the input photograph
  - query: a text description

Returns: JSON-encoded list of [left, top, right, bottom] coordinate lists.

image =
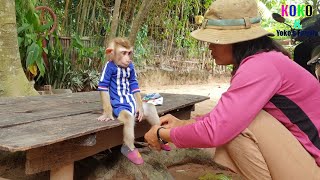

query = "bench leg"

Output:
[[170, 105, 194, 120], [50, 163, 74, 180]]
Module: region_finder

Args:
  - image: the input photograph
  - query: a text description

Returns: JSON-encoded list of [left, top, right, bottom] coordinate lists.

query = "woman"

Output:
[[144, 0, 320, 179]]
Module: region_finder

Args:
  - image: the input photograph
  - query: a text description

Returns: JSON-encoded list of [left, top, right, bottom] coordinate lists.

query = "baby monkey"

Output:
[[97, 37, 170, 165]]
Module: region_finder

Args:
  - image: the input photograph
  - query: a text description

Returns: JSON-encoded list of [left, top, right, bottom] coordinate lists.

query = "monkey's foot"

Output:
[[121, 145, 144, 165], [160, 143, 171, 151]]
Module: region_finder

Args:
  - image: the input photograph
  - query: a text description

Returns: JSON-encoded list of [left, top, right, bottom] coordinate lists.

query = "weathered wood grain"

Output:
[[25, 121, 151, 174], [0, 105, 196, 152], [25, 106, 195, 175], [0, 92, 209, 176], [0, 92, 99, 111], [0, 113, 121, 152], [0, 102, 101, 128], [0, 92, 208, 128], [0, 93, 209, 152], [155, 93, 206, 116], [168, 105, 194, 120]]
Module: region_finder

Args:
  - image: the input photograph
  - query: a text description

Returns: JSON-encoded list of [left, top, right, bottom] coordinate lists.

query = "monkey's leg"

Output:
[[143, 102, 171, 151], [118, 110, 135, 150], [142, 102, 160, 126]]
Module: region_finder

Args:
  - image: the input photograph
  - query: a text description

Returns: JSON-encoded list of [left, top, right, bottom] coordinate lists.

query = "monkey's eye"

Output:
[[121, 51, 133, 56]]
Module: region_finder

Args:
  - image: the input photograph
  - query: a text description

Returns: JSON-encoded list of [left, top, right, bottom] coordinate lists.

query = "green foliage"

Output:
[[43, 33, 102, 92], [16, 0, 54, 79], [43, 31, 71, 89], [19, 0, 302, 91], [134, 24, 151, 67], [64, 69, 100, 92]]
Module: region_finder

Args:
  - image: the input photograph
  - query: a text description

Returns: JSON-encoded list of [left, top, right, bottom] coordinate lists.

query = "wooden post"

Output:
[[50, 163, 74, 180], [167, 105, 195, 120]]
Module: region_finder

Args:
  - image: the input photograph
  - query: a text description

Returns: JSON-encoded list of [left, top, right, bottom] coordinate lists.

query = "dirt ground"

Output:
[[168, 163, 239, 180], [141, 75, 230, 118]]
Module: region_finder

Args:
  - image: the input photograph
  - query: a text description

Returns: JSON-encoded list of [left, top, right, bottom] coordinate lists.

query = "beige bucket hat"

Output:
[[191, 0, 274, 44]]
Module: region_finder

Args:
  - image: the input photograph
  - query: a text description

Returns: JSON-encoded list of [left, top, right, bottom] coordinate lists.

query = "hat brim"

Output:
[[191, 26, 274, 44]]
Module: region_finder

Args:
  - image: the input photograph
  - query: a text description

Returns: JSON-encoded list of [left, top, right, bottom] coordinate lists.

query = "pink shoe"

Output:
[[160, 143, 171, 151], [121, 145, 144, 165]]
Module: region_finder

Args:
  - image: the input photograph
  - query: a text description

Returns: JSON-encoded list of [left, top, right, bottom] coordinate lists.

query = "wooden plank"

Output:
[[0, 105, 197, 152], [26, 107, 194, 174], [155, 93, 207, 115], [25, 120, 151, 174], [168, 105, 194, 120], [0, 102, 101, 128], [0, 113, 121, 152], [0, 92, 207, 113], [0, 92, 99, 113], [0, 93, 208, 152], [0, 92, 208, 128]]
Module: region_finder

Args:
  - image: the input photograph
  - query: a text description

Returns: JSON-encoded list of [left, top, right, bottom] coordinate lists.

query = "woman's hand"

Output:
[[160, 114, 192, 128], [144, 125, 162, 151]]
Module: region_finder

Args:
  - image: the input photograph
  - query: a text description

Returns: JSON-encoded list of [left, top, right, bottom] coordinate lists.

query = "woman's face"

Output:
[[209, 43, 234, 65]]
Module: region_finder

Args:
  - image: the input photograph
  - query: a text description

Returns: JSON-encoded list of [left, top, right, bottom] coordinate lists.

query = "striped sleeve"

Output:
[[129, 63, 140, 94], [98, 62, 112, 91]]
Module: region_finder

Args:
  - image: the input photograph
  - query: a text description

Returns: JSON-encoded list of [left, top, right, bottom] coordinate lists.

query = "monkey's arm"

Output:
[[134, 92, 144, 122], [97, 63, 114, 121], [97, 91, 115, 121], [101, 91, 113, 114], [128, 64, 144, 121], [133, 92, 143, 110]]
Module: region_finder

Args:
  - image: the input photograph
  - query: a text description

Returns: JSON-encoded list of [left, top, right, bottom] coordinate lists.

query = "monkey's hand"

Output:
[[133, 92, 144, 122], [97, 113, 115, 122], [136, 106, 144, 122]]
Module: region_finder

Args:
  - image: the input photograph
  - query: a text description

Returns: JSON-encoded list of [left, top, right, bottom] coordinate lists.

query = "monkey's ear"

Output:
[[106, 48, 113, 55]]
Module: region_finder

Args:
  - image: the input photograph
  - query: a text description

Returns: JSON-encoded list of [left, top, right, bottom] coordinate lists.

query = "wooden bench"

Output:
[[0, 92, 209, 179]]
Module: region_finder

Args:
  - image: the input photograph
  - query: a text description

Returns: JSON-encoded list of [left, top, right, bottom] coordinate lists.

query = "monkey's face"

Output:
[[113, 47, 133, 68], [106, 38, 133, 68]]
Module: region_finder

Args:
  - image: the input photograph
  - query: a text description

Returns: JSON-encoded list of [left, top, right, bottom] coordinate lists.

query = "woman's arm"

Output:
[[159, 128, 172, 142], [160, 114, 195, 128], [144, 115, 195, 150], [170, 58, 282, 148], [159, 114, 196, 142]]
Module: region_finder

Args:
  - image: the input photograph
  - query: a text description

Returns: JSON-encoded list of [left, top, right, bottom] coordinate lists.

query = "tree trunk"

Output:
[[120, 0, 137, 37], [0, 0, 38, 97], [108, 0, 122, 40], [128, 0, 157, 45], [62, 0, 70, 35]]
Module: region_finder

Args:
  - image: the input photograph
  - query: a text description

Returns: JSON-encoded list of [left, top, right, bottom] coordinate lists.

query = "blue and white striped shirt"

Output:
[[98, 61, 140, 116]]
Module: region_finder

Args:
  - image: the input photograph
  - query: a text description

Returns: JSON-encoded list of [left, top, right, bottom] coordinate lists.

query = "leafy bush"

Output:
[[64, 69, 100, 92], [16, 1, 53, 79], [134, 24, 151, 67]]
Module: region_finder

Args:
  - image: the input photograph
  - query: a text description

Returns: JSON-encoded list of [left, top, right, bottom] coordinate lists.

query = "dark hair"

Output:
[[232, 36, 291, 75]]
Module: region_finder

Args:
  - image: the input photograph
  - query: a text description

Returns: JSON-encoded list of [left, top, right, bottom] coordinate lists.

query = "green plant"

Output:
[[42, 33, 103, 91], [134, 24, 151, 67], [16, 0, 53, 79], [43, 31, 72, 89], [82, 69, 100, 91], [62, 39, 101, 92], [64, 69, 100, 92], [65, 70, 84, 92]]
